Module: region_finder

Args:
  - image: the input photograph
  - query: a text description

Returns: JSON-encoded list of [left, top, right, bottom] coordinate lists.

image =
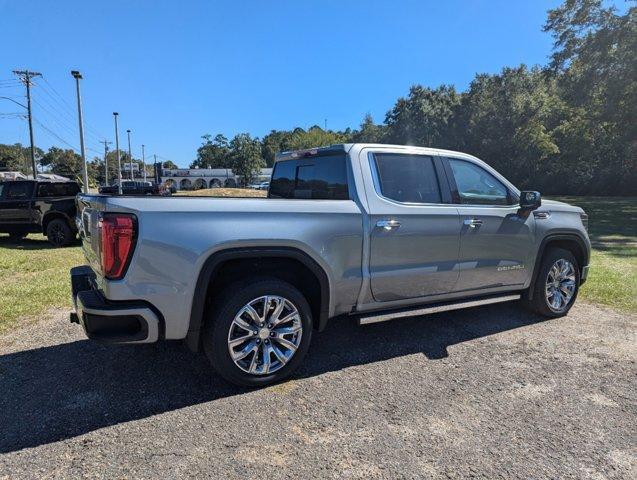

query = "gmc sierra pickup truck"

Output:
[[0, 179, 80, 246], [71, 144, 590, 386]]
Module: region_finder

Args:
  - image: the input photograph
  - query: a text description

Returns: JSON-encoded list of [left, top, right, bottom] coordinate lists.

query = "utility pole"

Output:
[[71, 71, 89, 192], [126, 129, 133, 180], [154, 154, 158, 183], [99, 140, 112, 185], [141, 144, 146, 182], [113, 112, 122, 194], [13, 69, 42, 178]]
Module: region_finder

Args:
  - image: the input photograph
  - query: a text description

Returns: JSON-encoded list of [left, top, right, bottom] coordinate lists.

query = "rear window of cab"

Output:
[[268, 154, 349, 200]]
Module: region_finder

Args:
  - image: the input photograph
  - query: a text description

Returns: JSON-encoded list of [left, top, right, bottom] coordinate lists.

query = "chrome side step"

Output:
[[357, 294, 521, 325]]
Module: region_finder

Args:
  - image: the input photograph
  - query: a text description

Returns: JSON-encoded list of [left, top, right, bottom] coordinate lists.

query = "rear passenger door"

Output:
[[444, 157, 535, 291], [362, 150, 461, 302]]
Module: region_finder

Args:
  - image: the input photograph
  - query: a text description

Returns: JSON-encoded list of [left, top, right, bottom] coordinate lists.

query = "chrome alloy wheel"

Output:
[[545, 259, 577, 312], [227, 296, 303, 375]]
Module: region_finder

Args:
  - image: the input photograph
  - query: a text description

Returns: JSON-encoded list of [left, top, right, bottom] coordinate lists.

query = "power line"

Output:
[[32, 117, 80, 153], [40, 75, 105, 141]]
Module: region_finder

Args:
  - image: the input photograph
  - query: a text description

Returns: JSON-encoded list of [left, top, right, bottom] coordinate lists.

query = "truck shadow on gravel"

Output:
[[0, 303, 542, 453]]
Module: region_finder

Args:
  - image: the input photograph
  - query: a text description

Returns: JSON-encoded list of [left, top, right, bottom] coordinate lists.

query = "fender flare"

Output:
[[528, 232, 590, 299], [185, 246, 331, 351]]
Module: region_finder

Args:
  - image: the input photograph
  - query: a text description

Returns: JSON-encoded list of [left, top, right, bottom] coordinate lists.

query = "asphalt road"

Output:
[[0, 302, 635, 479]]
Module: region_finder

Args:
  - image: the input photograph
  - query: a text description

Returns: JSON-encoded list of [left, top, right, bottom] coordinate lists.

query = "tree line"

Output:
[[1, 1, 634, 194]]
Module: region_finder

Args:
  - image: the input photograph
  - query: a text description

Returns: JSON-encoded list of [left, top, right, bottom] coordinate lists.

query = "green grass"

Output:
[[0, 234, 84, 333], [552, 197, 636, 313], [0, 196, 634, 332]]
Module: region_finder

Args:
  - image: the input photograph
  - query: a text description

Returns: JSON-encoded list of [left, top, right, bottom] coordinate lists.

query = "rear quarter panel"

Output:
[[85, 196, 363, 339]]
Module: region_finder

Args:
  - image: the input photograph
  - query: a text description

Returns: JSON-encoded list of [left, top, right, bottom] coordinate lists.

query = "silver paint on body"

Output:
[[75, 144, 591, 341]]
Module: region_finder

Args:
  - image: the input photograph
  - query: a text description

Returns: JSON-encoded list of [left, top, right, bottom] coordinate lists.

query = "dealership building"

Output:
[[160, 167, 272, 190]]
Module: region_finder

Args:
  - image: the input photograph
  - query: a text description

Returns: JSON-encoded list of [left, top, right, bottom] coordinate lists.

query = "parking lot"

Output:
[[1, 301, 634, 479]]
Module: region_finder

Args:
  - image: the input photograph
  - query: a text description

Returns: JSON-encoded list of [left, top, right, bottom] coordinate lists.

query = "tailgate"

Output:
[[76, 195, 105, 275]]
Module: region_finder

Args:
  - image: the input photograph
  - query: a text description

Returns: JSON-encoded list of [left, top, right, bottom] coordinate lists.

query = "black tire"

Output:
[[8, 232, 27, 241], [46, 218, 73, 247], [525, 247, 580, 317], [202, 278, 313, 387]]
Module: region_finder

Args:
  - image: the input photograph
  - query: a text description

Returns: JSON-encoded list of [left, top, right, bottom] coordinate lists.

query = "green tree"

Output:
[[0, 143, 43, 174], [229, 133, 265, 186], [351, 113, 386, 143], [287, 126, 348, 151], [385, 85, 461, 147], [39, 147, 83, 180], [544, 0, 636, 193], [162, 160, 178, 169], [261, 130, 294, 167], [191, 134, 231, 168]]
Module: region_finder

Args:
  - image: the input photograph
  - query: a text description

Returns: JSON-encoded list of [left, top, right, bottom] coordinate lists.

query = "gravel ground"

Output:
[[0, 302, 635, 479]]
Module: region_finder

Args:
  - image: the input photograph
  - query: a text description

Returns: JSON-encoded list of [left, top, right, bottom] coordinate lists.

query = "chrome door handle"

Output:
[[463, 218, 483, 228], [376, 219, 401, 231]]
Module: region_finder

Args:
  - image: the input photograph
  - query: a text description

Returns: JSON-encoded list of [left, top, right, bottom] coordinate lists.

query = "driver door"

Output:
[[444, 157, 536, 291]]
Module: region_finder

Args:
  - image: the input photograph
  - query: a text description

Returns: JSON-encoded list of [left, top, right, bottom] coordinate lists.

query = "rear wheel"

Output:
[[46, 218, 73, 247], [526, 247, 580, 317], [202, 278, 313, 387]]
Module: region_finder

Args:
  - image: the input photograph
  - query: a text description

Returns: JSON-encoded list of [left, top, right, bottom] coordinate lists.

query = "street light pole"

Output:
[[126, 129, 133, 180], [113, 112, 122, 194], [71, 71, 88, 192], [141, 144, 146, 182]]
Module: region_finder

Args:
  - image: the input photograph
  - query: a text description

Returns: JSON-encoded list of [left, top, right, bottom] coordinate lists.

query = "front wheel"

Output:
[[526, 247, 580, 317], [203, 278, 313, 387]]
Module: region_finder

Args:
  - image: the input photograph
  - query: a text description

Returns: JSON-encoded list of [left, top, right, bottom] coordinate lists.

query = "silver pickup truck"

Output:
[[71, 143, 590, 386]]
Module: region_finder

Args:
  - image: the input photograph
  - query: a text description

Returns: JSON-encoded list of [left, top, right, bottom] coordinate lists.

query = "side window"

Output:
[[6, 182, 34, 199], [372, 153, 441, 204], [269, 155, 349, 200], [0, 183, 4, 198], [37, 183, 53, 197], [448, 159, 509, 205]]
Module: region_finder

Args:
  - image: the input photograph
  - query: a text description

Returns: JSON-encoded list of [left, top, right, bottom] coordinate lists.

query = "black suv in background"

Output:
[[98, 181, 160, 195], [0, 180, 80, 247]]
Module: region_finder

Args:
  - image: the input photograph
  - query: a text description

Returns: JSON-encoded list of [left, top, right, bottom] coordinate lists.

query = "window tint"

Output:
[[37, 182, 80, 197], [6, 182, 34, 199], [269, 155, 349, 200], [373, 153, 441, 204], [0, 183, 4, 198], [449, 159, 509, 205]]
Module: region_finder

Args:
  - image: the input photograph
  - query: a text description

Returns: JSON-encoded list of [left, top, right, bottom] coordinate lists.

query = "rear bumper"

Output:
[[70, 265, 160, 344]]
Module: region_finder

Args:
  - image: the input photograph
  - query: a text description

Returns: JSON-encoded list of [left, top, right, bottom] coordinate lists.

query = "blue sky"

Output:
[[0, 0, 563, 167]]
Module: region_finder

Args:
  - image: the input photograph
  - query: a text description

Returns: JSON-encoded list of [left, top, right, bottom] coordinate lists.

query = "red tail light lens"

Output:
[[99, 213, 137, 280]]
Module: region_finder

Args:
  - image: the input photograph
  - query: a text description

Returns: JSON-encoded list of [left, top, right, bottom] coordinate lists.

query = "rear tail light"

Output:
[[99, 213, 137, 280], [580, 212, 589, 232]]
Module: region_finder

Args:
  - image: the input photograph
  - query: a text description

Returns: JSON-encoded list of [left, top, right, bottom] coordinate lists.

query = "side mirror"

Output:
[[520, 191, 541, 210]]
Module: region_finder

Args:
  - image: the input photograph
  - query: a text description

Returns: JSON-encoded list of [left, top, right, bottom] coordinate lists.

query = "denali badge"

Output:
[[497, 264, 525, 272]]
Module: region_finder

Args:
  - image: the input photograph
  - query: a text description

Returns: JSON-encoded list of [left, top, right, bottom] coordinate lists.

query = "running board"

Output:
[[357, 294, 521, 325]]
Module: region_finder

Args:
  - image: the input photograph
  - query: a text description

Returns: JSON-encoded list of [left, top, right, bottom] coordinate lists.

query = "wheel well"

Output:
[[543, 239, 587, 272], [42, 212, 72, 234], [529, 235, 589, 299], [185, 249, 330, 352], [206, 257, 322, 325]]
